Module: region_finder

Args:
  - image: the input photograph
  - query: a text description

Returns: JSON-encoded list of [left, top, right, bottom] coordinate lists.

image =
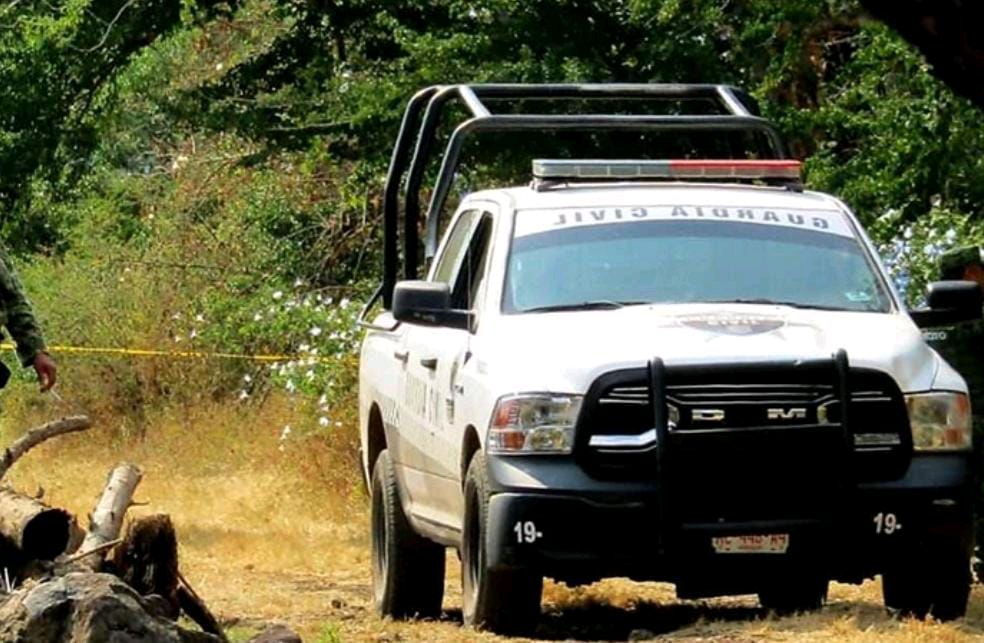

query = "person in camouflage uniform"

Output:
[[930, 246, 984, 579], [0, 245, 57, 391]]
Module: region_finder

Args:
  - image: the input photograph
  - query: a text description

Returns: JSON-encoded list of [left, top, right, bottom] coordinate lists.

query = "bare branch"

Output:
[[0, 416, 91, 479], [73, 0, 139, 54], [58, 538, 123, 566]]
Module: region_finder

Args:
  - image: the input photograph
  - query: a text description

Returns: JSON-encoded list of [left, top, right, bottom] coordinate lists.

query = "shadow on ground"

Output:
[[429, 592, 984, 642]]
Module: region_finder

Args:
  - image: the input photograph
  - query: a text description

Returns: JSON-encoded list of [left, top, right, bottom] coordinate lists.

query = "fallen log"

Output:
[[0, 489, 73, 561], [80, 462, 143, 571], [0, 415, 91, 480]]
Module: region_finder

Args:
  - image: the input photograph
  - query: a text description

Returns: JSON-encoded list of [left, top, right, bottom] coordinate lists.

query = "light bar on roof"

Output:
[[532, 159, 802, 182]]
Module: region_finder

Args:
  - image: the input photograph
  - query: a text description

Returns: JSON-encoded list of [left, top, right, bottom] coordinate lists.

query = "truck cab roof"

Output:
[[466, 182, 846, 214]]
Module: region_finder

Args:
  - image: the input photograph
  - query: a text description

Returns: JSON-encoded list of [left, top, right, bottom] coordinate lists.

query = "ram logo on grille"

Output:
[[692, 409, 726, 422], [767, 407, 808, 420]]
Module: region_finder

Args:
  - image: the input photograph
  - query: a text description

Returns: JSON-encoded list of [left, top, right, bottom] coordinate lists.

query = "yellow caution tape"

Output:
[[0, 342, 314, 363]]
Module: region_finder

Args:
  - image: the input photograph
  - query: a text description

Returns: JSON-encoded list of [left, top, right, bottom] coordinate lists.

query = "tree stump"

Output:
[[109, 514, 180, 616]]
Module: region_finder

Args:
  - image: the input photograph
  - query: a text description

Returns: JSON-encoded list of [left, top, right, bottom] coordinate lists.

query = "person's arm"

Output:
[[0, 246, 56, 390]]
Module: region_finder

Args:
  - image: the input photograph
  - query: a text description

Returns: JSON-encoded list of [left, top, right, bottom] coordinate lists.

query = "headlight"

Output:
[[906, 392, 972, 451], [488, 394, 582, 455]]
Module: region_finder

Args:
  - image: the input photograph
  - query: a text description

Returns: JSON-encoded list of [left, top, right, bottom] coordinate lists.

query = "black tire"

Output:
[[758, 575, 828, 615], [370, 449, 445, 619], [461, 452, 543, 634], [882, 544, 970, 621]]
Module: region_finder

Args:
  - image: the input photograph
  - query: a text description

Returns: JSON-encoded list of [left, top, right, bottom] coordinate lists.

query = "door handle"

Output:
[[393, 349, 409, 363], [420, 357, 438, 370]]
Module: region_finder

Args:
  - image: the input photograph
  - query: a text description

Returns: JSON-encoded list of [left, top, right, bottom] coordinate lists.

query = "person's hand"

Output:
[[32, 352, 57, 392]]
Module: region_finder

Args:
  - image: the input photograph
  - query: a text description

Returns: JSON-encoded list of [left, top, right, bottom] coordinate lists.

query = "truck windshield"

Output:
[[504, 214, 891, 314]]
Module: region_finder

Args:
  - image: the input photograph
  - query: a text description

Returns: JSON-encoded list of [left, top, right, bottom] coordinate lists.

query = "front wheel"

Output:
[[370, 449, 445, 619], [461, 452, 542, 634], [882, 542, 970, 621]]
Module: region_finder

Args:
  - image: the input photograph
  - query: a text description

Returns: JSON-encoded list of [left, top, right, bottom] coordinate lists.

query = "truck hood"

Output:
[[477, 304, 946, 394]]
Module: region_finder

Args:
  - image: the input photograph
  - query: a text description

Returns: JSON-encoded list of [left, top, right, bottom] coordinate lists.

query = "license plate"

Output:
[[712, 533, 789, 554]]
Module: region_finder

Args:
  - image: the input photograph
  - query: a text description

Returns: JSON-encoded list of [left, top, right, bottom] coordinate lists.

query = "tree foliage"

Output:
[[0, 0, 982, 296]]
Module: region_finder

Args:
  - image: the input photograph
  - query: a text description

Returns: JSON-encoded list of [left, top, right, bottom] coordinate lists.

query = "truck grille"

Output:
[[577, 363, 910, 485]]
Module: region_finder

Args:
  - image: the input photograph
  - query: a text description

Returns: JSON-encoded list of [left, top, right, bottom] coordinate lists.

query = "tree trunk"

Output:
[[862, 0, 984, 110], [80, 462, 143, 571]]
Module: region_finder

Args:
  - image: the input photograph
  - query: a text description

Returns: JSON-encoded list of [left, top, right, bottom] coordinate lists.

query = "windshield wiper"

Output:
[[521, 300, 647, 313], [703, 298, 852, 312]]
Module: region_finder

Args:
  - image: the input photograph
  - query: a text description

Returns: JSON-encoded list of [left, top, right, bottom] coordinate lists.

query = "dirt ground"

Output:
[[7, 401, 984, 642]]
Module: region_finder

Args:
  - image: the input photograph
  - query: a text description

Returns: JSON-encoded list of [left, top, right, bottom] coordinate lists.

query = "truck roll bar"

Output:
[[379, 83, 790, 309]]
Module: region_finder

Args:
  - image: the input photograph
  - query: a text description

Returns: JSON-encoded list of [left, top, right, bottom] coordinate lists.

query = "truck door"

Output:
[[426, 211, 495, 528], [398, 209, 480, 528]]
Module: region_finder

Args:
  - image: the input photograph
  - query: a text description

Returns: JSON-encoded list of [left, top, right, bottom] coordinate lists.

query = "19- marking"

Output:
[[874, 512, 901, 535], [514, 521, 543, 543]]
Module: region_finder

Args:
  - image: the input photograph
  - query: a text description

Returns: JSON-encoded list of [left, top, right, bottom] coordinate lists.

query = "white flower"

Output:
[[285, 379, 296, 393], [195, 314, 205, 323], [189, 329, 198, 339], [318, 417, 330, 427], [243, 374, 252, 383], [173, 336, 182, 343], [273, 290, 283, 300], [309, 326, 322, 337], [340, 297, 350, 309], [318, 394, 328, 406], [298, 343, 310, 353], [171, 313, 182, 320], [253, 313, 263, 322], [238, 390, 249, 400], [294, 278, 304, 288]]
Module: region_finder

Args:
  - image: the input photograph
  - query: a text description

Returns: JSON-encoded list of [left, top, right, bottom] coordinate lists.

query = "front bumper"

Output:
[[485, 453, 973, 591]]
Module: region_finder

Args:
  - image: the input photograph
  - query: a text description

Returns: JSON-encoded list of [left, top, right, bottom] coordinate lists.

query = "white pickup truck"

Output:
[[358, 85, 982, 634]]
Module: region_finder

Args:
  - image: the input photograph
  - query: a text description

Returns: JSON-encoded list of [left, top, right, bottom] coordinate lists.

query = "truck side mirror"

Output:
[[392, 280, 472, 330], [910, 280, 983, 328]]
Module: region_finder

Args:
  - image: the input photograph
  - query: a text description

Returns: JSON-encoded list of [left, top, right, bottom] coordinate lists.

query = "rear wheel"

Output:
[[370, 450, 445, 619], [758, 575, 828, 614], [882, 542, 970, 621], [461, 452, 543, 634]]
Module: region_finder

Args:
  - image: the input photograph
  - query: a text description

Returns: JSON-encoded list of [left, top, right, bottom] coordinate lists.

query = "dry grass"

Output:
[[4, 395, 984, 642]]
